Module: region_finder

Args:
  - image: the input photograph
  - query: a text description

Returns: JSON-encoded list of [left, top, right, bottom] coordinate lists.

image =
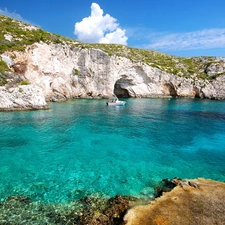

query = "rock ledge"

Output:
[[124, 178, 225, 225]]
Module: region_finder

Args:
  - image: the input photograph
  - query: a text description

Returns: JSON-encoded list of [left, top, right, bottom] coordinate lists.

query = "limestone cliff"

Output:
[[2, 42, 225, 101], [0, 14, 225, 110], [0, 84, 48, 111]]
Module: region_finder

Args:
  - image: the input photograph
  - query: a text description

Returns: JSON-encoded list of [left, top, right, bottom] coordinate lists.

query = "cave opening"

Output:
[[164, 83, 177, 97], [113, 79, 130, 98]]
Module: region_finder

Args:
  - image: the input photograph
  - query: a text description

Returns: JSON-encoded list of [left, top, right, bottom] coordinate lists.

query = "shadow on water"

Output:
[[1, 138, 29, 148]]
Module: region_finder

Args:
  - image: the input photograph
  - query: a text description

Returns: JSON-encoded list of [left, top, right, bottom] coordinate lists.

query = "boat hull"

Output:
[[106, 101, 126, 106]]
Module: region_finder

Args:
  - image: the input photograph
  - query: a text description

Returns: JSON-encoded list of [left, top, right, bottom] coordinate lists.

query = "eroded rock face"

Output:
[[2, 43, 191, 100], [202, 75, 225, 99], [1, 42, 225, 111], [205, 61, 225, 76], [0, 85, 49, 111], [124, 178, 225, 225]]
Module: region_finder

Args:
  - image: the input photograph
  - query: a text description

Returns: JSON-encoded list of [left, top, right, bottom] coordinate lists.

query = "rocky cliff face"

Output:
[[0, 84, 48, 111], [1, 42, 225, 110], [1, 14, 225, 110]]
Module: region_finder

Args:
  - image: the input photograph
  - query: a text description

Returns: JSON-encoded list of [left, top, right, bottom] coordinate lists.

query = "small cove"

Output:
[[0, 98, 225, 203]]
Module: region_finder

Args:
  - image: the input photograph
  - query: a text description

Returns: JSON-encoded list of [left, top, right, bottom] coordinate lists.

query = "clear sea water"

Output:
[[0, 98, 225, 203]]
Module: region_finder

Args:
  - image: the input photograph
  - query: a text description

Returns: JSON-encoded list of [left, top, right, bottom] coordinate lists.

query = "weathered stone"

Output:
[[205, 61, 225, 76], [64, 195, 136, 225], [124, 178, 225, 225], [0, 85, 49, 111], [6, 195, 32, 205], [1, 42, 225, 111]]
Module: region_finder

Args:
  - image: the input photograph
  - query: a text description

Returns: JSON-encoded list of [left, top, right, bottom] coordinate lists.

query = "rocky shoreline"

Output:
[[1, 14, 225, 111], [1, 178, 225, 224], [0, 85, 49, 111], [1, 42, 225, 111], [125, 178, 225, 225], [0, 194, 137, 225]]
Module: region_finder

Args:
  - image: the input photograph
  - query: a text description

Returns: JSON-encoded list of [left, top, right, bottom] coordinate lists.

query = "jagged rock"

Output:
[[205, 61, 225, 76], [1, 43, 224, 103], [154, 178, 178, 198], [1, 42, 225, 111], [124, 178, 225, 225], [201, 75, 225, 99], [66, 195, 135, 225], [1, 14, 225, 110], [6, 195, 32, 205], [0, 85, 49, 111]]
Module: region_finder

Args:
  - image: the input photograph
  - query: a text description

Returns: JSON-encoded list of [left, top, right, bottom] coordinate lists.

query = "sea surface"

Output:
[[0, 98, 225, 203]]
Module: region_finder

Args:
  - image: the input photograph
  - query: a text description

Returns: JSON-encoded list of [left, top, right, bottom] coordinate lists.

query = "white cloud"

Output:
[[74, 3, 128, 45], [145, 29, 225, 51], [0, 7, 30, 24], [99, 28, 128, 44]]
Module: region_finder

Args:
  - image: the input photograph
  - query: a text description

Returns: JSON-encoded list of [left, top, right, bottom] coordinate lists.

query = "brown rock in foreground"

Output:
[[124, 178, 225, 225]]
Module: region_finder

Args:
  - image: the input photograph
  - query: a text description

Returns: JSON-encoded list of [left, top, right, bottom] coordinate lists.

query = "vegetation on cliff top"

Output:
[[0, 14, 224, 81]]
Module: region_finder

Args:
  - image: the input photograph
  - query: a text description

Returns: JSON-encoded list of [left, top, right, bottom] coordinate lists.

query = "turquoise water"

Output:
[[0, 98, 225, 203]]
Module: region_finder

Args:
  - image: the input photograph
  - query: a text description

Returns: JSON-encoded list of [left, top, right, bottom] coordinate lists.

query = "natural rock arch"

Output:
[[113, 78, 130, 97]]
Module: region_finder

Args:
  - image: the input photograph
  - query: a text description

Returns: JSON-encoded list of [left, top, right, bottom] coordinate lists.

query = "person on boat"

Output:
[[112, 98, 118, 103]]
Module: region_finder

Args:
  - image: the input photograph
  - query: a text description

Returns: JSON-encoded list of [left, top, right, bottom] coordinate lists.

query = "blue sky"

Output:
[[0, 0, 225, 57]]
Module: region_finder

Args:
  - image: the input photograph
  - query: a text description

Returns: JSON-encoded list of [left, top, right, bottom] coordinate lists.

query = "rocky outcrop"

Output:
[[201, 75, 225, 99], [1, 42, 225, 110], [2, 178, 225, 224], [0, 85, 49, 111], [204, 59, 225, 76], [124, 178, 225, 225]]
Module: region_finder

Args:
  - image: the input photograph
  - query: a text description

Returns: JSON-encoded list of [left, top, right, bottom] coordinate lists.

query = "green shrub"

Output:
[[0, 60, 9, 72], [0, 71, 8, 86], [19, 80, 29, 85], [0, 14, 223, 82], [0, 77, 7, 86], [73, 68, 80, 75]]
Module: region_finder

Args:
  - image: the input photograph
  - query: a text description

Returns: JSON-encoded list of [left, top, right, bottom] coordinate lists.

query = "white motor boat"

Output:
[[106, 98, 126, 106]]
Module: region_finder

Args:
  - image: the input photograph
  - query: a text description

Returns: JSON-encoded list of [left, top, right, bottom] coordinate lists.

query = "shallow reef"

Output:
[[2, 178, 225, 224], [0, 194, 139, 225]]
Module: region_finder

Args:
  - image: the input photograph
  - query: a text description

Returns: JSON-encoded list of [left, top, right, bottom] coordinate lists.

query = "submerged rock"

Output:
[[124, 178, 225, 225], [2, 179, 225, 224], [6, 195, 32, 205], [0, 194, 137, 225], [65, 195, 136, 225]]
